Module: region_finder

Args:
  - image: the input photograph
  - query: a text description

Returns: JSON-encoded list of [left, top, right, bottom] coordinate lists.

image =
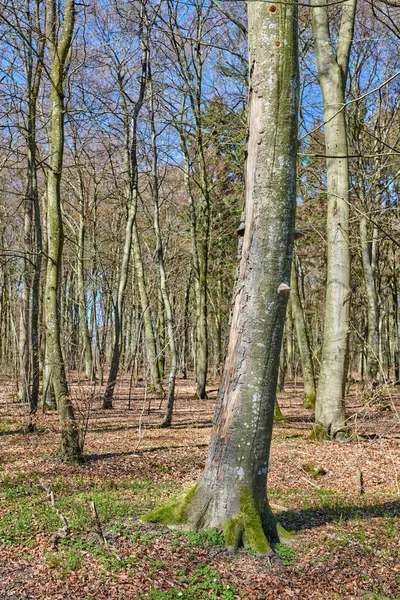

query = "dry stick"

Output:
[[40, 483, 71, 547], [90, 500, 107, 545]]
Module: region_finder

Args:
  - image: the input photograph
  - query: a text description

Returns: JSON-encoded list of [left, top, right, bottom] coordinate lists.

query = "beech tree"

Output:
[[144, 0, 299, 552], [44, 0, 81, 462], [311, 0, 357, 440]]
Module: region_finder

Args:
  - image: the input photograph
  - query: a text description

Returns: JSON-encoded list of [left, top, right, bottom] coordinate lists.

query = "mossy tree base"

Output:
[[309, 421, 350, 442], [142, 484, 198, 527], [147, 383, 165, 394], [142, 485, 292, 554]]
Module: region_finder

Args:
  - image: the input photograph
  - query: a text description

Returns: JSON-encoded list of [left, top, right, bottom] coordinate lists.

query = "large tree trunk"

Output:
[[291, 258, 316, 408], [312, 0, 357, 440], [44, 0, 81, 462], [144, 0, 298, 552]]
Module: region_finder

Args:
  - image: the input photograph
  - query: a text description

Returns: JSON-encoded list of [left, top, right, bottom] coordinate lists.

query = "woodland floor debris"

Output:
[[0, 375, 399, 600]]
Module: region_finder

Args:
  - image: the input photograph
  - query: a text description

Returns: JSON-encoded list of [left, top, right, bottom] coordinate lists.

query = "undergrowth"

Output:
[[135, 565, 237, 600]]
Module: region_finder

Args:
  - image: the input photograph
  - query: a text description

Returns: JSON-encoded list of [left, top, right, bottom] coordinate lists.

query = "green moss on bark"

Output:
[[308, 421, 330, 441], [224, 488, 270, 554], [142, 484, 198, 525]]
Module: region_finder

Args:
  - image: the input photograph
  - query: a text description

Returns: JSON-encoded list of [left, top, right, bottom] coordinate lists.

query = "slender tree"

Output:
[[311, 0, 357, 440], [291, 255, 316, 408], [44, 0, 81, 461], [148, 62, 177, 427], [102, 2, 161, 408]]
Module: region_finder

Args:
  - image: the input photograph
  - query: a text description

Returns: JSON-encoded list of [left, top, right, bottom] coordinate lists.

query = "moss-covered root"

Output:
[[224, 489, 292, 554], [142, 484, 198, 526], [308, 421, 330, 441], [309, 421, 351, 442], [143, 485, 293, 555]]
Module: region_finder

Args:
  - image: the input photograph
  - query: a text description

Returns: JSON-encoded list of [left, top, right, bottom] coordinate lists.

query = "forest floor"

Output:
[[0, 374, 399, 600]]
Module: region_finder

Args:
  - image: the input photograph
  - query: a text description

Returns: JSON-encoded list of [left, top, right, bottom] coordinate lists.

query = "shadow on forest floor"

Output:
[[0, 429, 30, 436], [286, 416, 315, 423], [84, 443, 209, 463], [276, 499, 400, 531]]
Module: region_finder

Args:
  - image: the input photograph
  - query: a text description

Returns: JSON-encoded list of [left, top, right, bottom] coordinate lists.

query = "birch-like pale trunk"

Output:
[[145, 0, 298, 552], [311, 0, 357, 440], [291, 258, 316, 408], [44, 0, 81, 462]]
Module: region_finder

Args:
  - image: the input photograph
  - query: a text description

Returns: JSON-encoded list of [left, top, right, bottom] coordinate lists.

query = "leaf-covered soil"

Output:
[[0, 375, 399, 600]]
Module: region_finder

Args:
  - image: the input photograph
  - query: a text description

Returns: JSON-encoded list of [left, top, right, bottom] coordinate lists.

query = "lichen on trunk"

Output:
[[143, 0, 299, 553]]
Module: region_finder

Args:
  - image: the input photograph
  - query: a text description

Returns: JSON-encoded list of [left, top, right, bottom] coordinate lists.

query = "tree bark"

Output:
[[311, 0, 357, 440], [44, 0, 81, 462], [144, 0, 298, 552]]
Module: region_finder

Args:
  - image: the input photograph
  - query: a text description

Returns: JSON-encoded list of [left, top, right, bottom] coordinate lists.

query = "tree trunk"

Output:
[[182, 270, 191, 379], [182, 150, 208, 399], [359, 215, 379, 382], [149, 69, 177, 427], [291, 258, 316, 408], [144, 0, 298, 552], [44, 0, 81, 462], [75, 164, 94, 380], [311, 0, 357, 440], [19, 188, 33, 409], [103, 202, 135, 408], [103, 8, 153, 406], [16, 0, 45, 426]]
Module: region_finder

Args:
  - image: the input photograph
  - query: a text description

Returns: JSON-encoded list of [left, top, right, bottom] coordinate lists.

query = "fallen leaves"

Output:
[[0, 376, 399, 599]]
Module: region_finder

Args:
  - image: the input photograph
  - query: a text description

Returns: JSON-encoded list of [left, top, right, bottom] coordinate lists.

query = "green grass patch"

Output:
[[0, 473, 175, 547], [45, 548, 82, 579], [274, 542, 297, 566], [136, 564, 238, 599], [185, 528, 225, 547]]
